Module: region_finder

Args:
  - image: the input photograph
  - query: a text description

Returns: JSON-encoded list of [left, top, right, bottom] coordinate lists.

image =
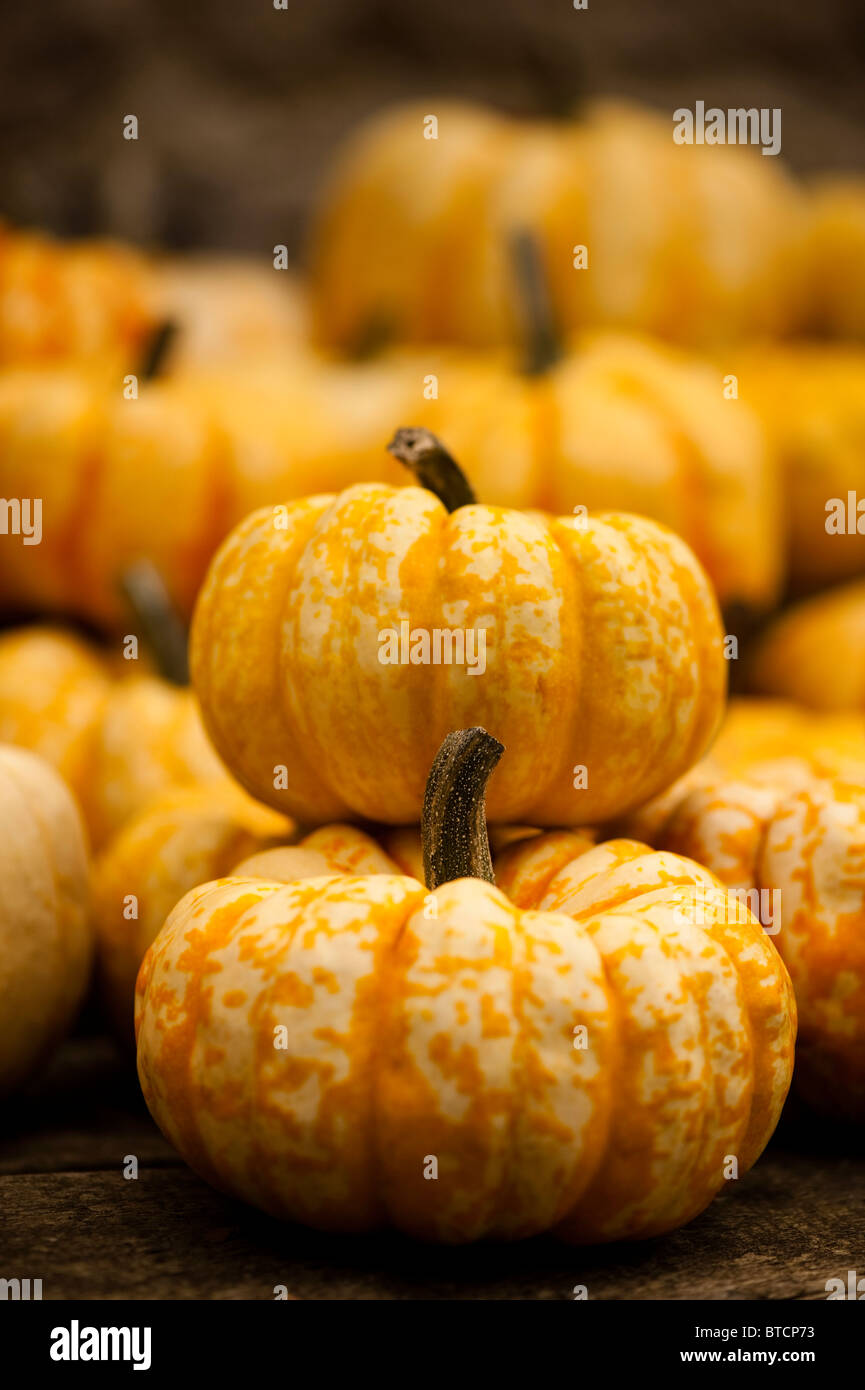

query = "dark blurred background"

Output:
[[1, 0, 863, 257]]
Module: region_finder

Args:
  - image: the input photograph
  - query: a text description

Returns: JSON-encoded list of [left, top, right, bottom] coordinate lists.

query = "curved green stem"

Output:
[[387, 428, 477, 512], [422, 727, 505, 890]]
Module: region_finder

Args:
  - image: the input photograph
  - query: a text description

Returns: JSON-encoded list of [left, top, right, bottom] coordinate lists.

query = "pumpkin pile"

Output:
[[1, 90, 864, 1250]]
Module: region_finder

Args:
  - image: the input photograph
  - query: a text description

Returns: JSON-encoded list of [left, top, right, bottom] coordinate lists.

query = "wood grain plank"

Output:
[[2, 1038, 863, 1299]]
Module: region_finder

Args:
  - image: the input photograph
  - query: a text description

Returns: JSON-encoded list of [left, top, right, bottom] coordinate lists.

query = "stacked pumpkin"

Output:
[[125, 431, 802, 1243], [3, 90, 865, 1255]]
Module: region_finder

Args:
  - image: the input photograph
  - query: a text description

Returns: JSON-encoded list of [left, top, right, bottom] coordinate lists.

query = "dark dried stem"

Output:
[[137, 320, 178, 382], [422, 728, 504, 890], [387, 428, 477, 512], [510, 229, 562, 377]]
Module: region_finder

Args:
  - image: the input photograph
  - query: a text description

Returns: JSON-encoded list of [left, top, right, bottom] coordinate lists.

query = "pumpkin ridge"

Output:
[[621, 893, 754, 1236]]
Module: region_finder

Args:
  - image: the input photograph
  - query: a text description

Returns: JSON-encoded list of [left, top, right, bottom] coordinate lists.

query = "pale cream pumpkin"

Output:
[[0, 745, 92, 1092]]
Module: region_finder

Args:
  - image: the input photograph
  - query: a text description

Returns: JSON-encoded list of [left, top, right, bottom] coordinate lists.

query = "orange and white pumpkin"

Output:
[[136, 729, 794, 1242]]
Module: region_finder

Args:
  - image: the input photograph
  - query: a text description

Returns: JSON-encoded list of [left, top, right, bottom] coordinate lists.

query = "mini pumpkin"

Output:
[[0, 350, 425, 626], [619, 701, 865, 1121], [0, 329, 778, 621], [191, 428, 726, 827], [747, 580, 865, 712], [0, 624, 230, 849], [807, 177, 865, 340], [0, 745, 91, 1093], [94, 779, 534, 1043], [0, 224, 310, 373], [94, 785, 294, 1041], [635, 766, 864, 1123], [309, 99, 808, 353], [136, 728, 794, 1242], [732, 343, 865, 592], [0, 223, 154, 368]]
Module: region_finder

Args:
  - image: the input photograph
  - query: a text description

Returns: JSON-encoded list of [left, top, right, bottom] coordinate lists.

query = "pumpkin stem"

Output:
[[387, 428, 477, 512], [346, 312, 392, 361], [422, 727, 504, 890], [510, 229, 562, 377], [119, 560, 189, 686], [137, 319, 178, 382]]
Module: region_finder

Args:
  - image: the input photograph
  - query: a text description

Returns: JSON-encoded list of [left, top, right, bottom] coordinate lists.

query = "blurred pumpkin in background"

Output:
[[0, 626, 111, 803], [621, 696, 865, 844], [807, 177, 865, 340], [748, 580, 865, 711], [0, 224, 309, 374], [309, 99, 809, 354], [0, 328, 779, 625], [150, 257, 309, 371], [93, 784, 293, 1041], [0, 363, 225, 626], [0, 624, 231, 849], [733, 343, 865, 592], [0, 224, 154, 368], [539, 333, 781, 610]]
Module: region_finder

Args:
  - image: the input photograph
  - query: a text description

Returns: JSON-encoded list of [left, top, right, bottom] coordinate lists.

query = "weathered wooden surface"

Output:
[[1, 1036, 863, 1300]]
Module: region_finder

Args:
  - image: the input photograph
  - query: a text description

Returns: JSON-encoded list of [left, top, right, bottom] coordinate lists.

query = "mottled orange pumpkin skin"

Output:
[[136, 826, 793, 1243], [94, 785, 293, 1041], [0, 226, 153, 368], [642, 767, 865, 1122], [191, 485, 725, 828]]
